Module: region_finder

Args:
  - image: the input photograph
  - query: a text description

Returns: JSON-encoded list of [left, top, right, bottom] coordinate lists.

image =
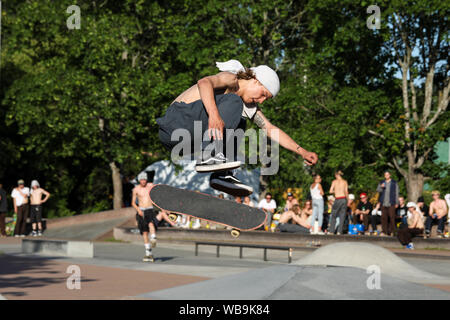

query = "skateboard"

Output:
[[149, 184, 267, 238], [143, 255, 154, 262]]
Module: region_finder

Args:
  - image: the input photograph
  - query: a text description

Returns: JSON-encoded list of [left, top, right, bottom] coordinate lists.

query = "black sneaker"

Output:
[[210, 170, 253, 197], [195, 152, 241, 173]]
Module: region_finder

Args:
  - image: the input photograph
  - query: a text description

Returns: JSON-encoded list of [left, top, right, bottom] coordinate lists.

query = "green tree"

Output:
[[366, 0, 450, 201]]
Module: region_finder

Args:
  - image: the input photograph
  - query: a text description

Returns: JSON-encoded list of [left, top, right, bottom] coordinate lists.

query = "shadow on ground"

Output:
[[0, 254, 97, 297]]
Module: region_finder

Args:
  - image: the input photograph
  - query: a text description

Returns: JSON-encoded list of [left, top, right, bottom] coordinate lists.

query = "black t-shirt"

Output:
[[421, 204, 430, 217], [0, 188, 7, 212], [396, 205, 407, 217], [357, 201, 373, 214]]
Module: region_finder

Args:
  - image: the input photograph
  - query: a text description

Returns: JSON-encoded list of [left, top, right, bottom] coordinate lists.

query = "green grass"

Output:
[[423, 247, 450, 251], [102, 237, 129, 243]]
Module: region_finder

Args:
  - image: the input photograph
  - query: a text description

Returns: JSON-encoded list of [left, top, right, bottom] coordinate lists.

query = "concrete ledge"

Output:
[[22, 239, 94, 258], [114, 227, 450, 250], [46, 207, 135, 229]]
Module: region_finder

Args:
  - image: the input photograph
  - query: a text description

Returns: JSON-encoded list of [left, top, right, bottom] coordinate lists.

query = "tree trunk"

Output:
[[110, 161, 123, 210], [405, 171, 425, 203]]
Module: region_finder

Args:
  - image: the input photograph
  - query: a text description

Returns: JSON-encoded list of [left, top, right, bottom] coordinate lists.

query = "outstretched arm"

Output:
[[253, 110, 318, 165]]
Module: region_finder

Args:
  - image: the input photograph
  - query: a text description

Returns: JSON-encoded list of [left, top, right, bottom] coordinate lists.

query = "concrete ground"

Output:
[[1, 237, 450, 300]]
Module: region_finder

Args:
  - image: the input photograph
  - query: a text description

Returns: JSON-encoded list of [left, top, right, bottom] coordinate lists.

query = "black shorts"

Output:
[[136, 208, 159, 234], [30, 205, 43, 223]]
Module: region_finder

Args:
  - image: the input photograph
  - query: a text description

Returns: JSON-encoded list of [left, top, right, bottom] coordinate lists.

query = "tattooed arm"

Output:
[[253, 110, 318, 165]]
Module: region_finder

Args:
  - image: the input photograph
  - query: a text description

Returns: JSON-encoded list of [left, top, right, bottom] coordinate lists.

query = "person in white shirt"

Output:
[[11, 179, 30, 237], [258, 193, 277, 229]]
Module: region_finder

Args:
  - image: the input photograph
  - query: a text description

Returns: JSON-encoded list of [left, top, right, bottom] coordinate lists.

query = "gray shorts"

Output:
[[157, 93, 245, 158]]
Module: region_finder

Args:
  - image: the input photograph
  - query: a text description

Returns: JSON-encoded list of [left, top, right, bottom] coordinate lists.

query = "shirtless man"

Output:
[[425, 190, 448, 238], [29, 180, 50, 236], [277, 204, 311, 234], [132, 172, 175, 262], [328, 170, 349, 235], [156, 59, 318, 196], [284, 192, 299, 212]]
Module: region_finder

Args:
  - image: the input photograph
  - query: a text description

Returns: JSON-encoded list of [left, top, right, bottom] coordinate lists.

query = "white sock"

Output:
[[145, 243, 151, 254], [150, 234, 156, 240]]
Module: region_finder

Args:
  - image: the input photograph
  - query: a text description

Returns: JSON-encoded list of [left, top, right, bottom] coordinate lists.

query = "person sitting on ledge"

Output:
[[397, 202, 424, 250], [277, 204, 311, 234]]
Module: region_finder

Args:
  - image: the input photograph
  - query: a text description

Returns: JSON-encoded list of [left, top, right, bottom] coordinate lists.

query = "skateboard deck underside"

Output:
[[149, 184, 266, 231]]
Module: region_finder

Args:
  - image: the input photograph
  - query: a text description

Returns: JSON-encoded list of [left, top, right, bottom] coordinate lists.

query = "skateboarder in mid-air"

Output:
[[157, 59, 318, 196], [132, 172, 175, 262]]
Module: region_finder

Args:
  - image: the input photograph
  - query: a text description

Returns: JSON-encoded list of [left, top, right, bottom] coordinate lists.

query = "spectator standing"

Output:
[[12, 179, 30, 237], [328, 170, 349, 235], [284, 192, 299, 211], [258, 193, 277, 230], [324, 195, 335, 233], [29, 180, 50, 236], [353, 193, 373, 235], [425, 190, 448, 238], [376, 171, 399, 236], [397, 202, 425, 249], [0, 183, 8, 237], [310, 175, 325, 234], [446, 194, 450, 237], [396, 196, 408, 227]]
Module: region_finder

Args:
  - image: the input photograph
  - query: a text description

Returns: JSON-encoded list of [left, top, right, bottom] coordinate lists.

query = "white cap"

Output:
[[137, 172, 147, 181], [31, 180, 40, 188], [349, 194, 355, 200], [216, 60, 280, 97], [250, 65, 280, 97], [407, 202, 416, 208]]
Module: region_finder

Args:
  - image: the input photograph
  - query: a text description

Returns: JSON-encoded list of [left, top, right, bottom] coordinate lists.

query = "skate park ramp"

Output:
[[294, 242, 449, 284], [42, 208, 135, 241], [139, 242, 450, 300]]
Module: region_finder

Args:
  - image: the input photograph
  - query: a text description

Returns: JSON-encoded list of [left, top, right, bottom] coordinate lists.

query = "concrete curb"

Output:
[[22, 239, 94, 258], [114, 227, 450, 250]]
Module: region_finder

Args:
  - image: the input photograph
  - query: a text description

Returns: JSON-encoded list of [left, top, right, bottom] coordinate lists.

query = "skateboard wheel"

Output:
[[168, 213, 178, 222], [231, 229, 240, 238]]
